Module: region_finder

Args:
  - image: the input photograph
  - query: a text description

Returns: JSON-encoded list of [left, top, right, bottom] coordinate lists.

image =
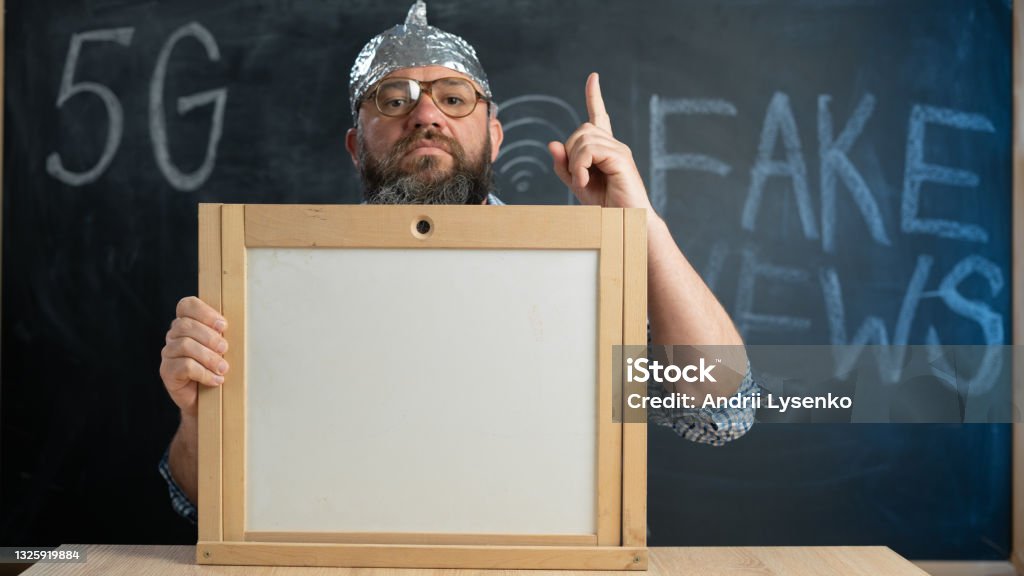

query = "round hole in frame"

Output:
[[412, 216, 434, 239]]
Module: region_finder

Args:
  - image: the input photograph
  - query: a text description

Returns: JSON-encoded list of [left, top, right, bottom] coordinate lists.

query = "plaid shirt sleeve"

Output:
[[158, 447, 197, 524], [646, 364, 758, 445]]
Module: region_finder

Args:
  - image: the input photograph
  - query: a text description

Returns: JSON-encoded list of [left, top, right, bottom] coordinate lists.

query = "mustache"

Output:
[[391, 128, 459, 158]]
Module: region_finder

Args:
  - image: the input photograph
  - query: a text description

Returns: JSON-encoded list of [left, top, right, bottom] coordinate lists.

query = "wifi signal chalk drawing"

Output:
[[495, 95, 582, 205]]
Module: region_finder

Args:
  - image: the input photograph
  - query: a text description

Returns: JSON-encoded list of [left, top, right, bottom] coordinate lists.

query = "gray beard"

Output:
[[358, 129, 495, 205], [371, 170, 479, 205]]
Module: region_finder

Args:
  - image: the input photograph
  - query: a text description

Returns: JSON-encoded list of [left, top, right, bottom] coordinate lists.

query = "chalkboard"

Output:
[[2, 0, 1012, 560]]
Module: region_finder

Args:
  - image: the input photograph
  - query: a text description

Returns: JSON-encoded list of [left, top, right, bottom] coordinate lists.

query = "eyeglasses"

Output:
[[366, 76, 488, 118]]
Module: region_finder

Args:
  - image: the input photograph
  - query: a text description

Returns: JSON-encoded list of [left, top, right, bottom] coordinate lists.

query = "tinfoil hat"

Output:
[[349, 1, 492, 122]]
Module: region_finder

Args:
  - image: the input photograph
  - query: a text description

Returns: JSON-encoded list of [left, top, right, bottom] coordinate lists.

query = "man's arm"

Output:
[[167, 413, 199, 505], [548, 73, 746, 402], [646, 213, 747, 399]]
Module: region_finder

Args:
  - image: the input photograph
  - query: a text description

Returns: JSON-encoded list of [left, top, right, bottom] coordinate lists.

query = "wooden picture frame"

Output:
[[195, 204, 647, 570]]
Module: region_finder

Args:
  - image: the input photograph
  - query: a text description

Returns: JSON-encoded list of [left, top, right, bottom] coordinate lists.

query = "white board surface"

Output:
[[245, 248, 599, 535]]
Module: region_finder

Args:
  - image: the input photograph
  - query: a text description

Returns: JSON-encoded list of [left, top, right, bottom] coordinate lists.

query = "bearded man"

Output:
[[158, 1, 757, 524]]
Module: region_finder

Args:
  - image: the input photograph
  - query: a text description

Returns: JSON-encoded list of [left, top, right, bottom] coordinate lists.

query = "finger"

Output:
[[576, 166, 590, 190], [563, 131, 602, 190], [568, 138, 628, 174], [568, 141, 621, 190], [565, 139, 594, 190], [176, 296, 227, 333], [181, 357, 223, 388], [163, 357, 223, 392], [164, 336, 230, 378], [547, 141, 573, 188], [563, 125, 618, 168], [167, 316, 228, 354], [586, 72, 613, 135]]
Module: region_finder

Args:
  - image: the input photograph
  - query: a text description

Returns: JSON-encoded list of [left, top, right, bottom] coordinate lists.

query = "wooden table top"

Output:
[[18, 544, 929, 575]]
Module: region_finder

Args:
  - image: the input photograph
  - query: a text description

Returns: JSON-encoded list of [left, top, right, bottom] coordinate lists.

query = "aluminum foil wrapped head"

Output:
[[349, 0, 492, 122]]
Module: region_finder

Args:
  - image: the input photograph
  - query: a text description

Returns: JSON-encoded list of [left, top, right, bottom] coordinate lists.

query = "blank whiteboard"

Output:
[[197, 204, 648, 570], [246, 247, 598, 534]]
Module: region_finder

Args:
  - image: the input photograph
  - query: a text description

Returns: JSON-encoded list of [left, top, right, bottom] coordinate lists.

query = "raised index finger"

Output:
[[586, 72, 613, 135]]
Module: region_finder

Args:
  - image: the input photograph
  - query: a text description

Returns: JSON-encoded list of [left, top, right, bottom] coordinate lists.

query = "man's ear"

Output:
[[489, 118, 504, 162], [345, 127, 360, 168]]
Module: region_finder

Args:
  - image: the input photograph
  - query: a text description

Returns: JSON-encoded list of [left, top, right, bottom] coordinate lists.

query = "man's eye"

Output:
[[383, 98, 407, 108], [443, 96, 465, 106]]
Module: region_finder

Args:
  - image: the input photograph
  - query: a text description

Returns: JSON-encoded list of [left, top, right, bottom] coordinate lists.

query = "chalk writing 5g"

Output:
[[47, 23, 227, 191]]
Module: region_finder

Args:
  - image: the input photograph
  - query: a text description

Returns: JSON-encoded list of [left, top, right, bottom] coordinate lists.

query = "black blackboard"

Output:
[[2, 0, 1012, 559]]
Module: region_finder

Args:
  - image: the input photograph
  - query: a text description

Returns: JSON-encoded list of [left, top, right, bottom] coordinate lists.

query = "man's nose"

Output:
[[405, 92, 447, 129]]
